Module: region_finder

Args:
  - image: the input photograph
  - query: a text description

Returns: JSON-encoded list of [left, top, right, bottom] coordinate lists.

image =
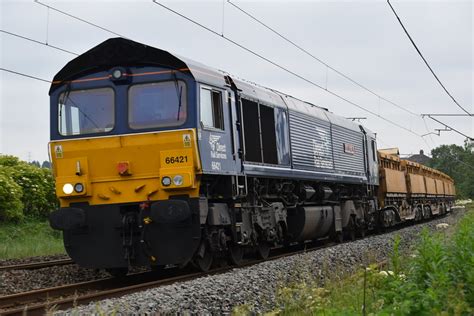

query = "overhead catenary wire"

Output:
[[227, 0, 439, 146], [29, 0, 434, 142], [227, 0, 420, 117], [386, 0, 472, 116], [3, 1, 439, 147], [151, 0, 423, 138], [0, 29, 79, 56], [34, 0, 128, 39], [0, 67, 51, 83]]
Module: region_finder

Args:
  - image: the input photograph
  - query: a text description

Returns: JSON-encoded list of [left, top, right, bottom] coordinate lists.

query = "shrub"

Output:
[[7, 164, 57, 218], [0, 155, 57, 220], [0, 155, 21, 167], [0, 171, 24, 221]]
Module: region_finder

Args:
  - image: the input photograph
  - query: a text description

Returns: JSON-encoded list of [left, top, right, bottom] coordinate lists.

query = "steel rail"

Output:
[[0, 259, 74, 272]]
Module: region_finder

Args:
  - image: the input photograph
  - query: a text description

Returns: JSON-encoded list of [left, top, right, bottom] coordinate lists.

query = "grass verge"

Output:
[[0, 218, 65, 259], [235, 204, 473, 315]]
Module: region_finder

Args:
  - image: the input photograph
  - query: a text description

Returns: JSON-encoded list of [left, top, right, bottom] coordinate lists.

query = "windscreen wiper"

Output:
[[61, 84, 100, 130], [173, 71, 183, 121]]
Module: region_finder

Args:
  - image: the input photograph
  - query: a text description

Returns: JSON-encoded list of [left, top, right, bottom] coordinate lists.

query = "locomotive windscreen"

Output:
[[58, 87, 114, 136], [128, 80, 187, 129]]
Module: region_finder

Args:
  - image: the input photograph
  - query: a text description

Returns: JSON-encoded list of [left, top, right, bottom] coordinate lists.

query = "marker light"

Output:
[[161, 176, 171, 187], [173, 175, 183, 186], [74, 183, 84, 193], [62, 183, 74, 195]]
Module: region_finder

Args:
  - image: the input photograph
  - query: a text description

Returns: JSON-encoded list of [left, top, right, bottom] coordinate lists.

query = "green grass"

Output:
[[238, 203, 474, 316], [0, 218, 65, 259]]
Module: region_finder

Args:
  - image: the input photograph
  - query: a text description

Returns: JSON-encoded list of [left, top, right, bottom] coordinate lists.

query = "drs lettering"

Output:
[[165, 156, 188, 164]]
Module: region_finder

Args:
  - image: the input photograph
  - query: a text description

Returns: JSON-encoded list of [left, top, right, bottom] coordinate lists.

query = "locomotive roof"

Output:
[[50, 37, 370, 134]]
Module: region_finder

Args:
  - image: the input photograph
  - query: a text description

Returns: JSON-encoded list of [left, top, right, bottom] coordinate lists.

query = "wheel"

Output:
[[228, 243, 244, 266], [194, 243, 213, 272], [347, 217, 356, 241], [349, 228, 356, 241], [106, 267, 128, 277], [256, 242, 270, 260], [334, 231, 344, 243]]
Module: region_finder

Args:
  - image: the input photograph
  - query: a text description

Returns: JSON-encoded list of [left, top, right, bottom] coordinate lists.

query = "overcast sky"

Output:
[[1, 0, 472, 163]]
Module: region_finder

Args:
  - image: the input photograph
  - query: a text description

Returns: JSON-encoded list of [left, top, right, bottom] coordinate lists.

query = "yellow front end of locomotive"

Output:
[[50, 129, 201, 207]]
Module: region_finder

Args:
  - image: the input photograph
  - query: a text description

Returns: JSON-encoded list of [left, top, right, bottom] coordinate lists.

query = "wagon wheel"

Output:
[[256, 241, 271, 260], [194, 243, 213, 272], [106, 267, 128, 278], [228, 243, 244, 266], [423, 206, 431, 219], [415, 206, 423, 221]]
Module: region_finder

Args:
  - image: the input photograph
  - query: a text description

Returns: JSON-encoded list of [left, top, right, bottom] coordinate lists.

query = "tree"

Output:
[[429, 143, 474, 199], [30, 160, 41, 168], [41, 160, 51, 169]]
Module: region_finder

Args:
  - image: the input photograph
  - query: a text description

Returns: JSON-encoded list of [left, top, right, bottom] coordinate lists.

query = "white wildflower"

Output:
[[436, 223, 449, 229]]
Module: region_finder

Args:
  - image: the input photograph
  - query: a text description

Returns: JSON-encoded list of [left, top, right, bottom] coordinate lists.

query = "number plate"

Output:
[[160, 150, 193, 167]]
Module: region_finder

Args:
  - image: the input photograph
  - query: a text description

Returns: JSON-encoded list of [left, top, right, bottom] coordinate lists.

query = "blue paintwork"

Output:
[[50, 66, 197, 141]]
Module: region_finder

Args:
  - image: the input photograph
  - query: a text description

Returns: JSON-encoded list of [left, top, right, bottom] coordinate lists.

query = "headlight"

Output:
[[62, 183, 74, 195], [161, 176, 171, 186], [173, 175, 183, 186], [74, 183, 84, 193], [112, 69, 122, 79]]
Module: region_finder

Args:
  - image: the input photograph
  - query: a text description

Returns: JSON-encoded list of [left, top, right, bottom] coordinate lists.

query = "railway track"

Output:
[[0, 212, 455, 315], [0, 259, 74, 272], [0, 242, 334, 316]]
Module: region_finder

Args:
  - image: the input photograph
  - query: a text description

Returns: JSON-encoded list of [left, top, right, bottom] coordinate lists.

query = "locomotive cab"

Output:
[[48, 39, 206, 271]]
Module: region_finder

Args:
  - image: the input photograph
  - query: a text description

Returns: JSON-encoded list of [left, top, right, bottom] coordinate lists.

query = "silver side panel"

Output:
[[288, 110, 334, 171], [331, 125, 366, 176]]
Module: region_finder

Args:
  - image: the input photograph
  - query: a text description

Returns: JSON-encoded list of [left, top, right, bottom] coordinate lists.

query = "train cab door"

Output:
[[360, 126, 379, 186], [198, 84, 242, 178]]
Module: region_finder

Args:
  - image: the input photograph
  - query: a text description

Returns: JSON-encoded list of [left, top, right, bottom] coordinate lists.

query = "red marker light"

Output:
[[117, 162, 131, 176]]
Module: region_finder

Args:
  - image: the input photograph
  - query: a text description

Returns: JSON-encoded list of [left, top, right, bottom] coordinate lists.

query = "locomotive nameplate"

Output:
[[343, 143, 355, 155], [160, 149, 193, 167]]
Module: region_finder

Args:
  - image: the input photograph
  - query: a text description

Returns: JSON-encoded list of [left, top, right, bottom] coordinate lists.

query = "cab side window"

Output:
[[200, 87, 224, 130], [371, 139, 377, 161]]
